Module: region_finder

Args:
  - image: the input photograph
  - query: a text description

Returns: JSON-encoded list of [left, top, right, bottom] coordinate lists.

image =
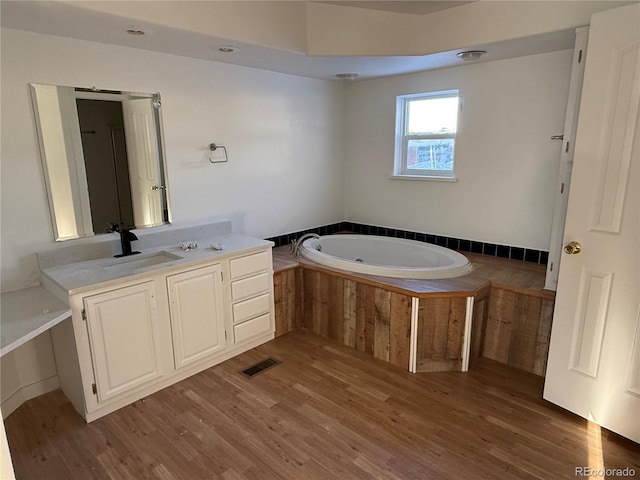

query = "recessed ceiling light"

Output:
[[125, 29, 146, 36], [335, 73, 359, 81], [218, 46, 238, 53], [456, 50, 486, 61]]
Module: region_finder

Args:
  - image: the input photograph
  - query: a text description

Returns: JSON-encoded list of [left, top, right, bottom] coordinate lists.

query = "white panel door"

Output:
[[544, 3, 640, 443], [167, 265, 226, 368], [84, 281, 164, 403], [121, 98, 163, 226]]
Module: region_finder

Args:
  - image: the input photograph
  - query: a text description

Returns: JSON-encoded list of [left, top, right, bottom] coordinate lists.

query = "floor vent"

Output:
[[241, 357, 280, 378]]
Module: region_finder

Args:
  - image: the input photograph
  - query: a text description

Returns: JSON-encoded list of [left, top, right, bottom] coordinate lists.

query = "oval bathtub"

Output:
[[299, 234, 472, 279]]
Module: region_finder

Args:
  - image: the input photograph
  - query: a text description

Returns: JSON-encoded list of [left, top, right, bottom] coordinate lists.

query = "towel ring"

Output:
[[209, 143, 228, 163]]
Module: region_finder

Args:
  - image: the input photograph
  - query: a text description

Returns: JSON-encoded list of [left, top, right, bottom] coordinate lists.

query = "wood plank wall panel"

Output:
[[357, 283, 374, 355], [302, 270, 411, 369], [470, 284, 491, 363], [342, 279, 357, 348], [533, 299, 554, 376], [389, 294, 412, 368], [483, 287, 554, 376], [372, 289, 389, 361], [273, 269, 302, 337], [329, 277, 344, 342], [416, 297, 467, 372], [484, 288, 517, 364], [508, 294, 544, 372]]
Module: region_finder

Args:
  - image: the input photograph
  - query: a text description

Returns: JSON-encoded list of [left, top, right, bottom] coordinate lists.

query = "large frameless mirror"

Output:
[[30, 83, 171, 241]]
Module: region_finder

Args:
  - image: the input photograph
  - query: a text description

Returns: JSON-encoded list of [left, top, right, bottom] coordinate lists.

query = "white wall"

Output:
[[0, 335, 59, 418], [344, 50, 573, 250], [0, 28, 345, 412], [1, 28, 345, 292]]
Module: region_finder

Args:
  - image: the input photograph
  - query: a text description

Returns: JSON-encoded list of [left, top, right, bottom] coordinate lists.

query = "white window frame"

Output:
[[393, 89, 460, 180]]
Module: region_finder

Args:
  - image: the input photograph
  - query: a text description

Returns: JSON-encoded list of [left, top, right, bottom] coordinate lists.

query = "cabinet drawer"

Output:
[[231, 272, 270, 302], [234, 313, 271, 343], [232, 293, 271, 324], [230, 251, 269, 279]]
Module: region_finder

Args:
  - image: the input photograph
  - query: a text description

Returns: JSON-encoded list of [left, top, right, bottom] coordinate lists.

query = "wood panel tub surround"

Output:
[[272, 247, 556, 376], [298, 268, 476, 373], [469, 283, 491, 363], [273, 266, 302, 338], [482, 287, 555, 376], [416, 296, 468, 372], [301, 269, 412, 369]]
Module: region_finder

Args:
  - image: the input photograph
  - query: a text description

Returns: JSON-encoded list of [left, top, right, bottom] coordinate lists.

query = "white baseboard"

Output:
[[1, 376, 59, 419]]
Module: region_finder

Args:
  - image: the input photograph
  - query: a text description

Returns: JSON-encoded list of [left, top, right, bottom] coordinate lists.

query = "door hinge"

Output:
[[550, 261, 554, 272], [578, 49, 583, 63], [91, 383, 97, 395], [565, 141, 570, 153], [224, 330, 227, 340], [220, 271, 224, 282], [81, 309, 87, 321], [560, 182, 565, 194]]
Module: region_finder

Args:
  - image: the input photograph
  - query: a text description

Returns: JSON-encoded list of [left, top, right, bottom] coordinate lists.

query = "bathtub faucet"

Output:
[[291, 233, 320, 257]]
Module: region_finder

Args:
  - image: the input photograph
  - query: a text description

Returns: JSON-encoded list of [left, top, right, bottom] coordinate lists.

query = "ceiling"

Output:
[[0, 1, 580, 81], [318, 1, 473, 15]]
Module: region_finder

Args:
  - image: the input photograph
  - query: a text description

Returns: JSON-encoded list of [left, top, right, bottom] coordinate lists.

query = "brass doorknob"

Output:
[[564, 241, 582, 255]]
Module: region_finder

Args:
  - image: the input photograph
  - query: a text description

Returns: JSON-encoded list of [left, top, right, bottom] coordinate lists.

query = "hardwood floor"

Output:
[[5, 331, 640, 479]]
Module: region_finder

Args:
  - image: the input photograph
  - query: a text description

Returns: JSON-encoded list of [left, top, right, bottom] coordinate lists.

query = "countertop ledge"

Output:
[[0, 286, 71, 356]]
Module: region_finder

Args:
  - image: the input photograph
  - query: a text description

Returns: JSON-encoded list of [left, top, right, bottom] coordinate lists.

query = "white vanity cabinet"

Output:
[[48, 244, 275, 422], [167, 264, 226, 369], [83, 281, 165, 403]]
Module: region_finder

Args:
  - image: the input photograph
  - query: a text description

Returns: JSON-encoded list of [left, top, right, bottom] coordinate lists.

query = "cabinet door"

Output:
[[167, 264, 226, 368], [84, 281, 164, 403]]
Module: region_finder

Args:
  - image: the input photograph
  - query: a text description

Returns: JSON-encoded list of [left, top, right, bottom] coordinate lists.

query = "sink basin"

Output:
[[100, 251, 182, 274]]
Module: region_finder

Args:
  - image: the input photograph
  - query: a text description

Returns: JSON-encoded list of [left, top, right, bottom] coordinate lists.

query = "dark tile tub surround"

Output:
[[266, 222, 549, 265]]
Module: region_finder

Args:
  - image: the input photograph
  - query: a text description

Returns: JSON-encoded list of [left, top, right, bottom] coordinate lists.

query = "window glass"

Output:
[[407, 97, 458, 135], [395, 90, 459, 178], [406, 138, 455, 171]]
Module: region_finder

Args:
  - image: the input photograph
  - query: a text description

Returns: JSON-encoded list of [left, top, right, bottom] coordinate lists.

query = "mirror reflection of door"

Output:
[[121, 98, 164, 227], [76, 99, 135, 233]]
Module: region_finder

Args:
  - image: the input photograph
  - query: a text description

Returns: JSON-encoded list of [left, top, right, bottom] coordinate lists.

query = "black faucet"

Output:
[[110, 223, 140, 257]]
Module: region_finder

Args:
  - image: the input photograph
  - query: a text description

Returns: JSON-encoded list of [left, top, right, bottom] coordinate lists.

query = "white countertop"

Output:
[[0, 286, 71, 356], [1, 225, 271, 357], [40, 233, 273, 296]]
